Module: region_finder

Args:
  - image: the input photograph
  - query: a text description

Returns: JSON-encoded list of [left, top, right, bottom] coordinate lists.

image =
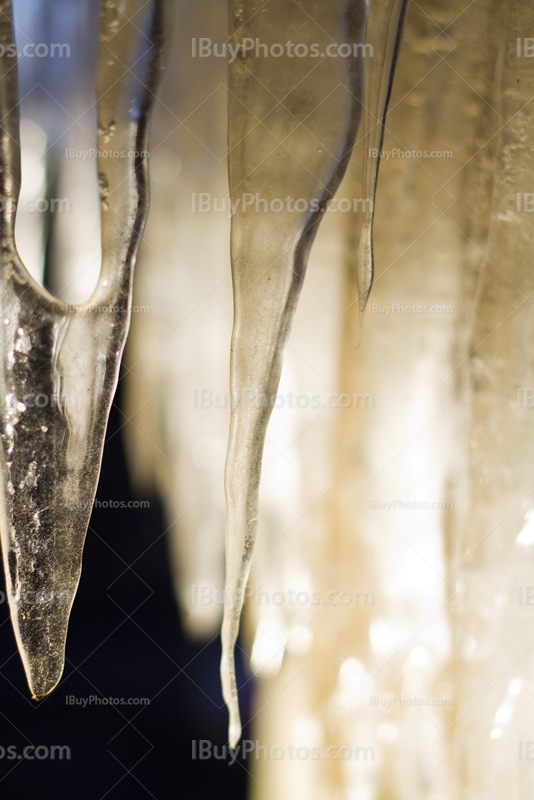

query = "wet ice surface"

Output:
[[220, 0, 369, 747], [0, 0, 165, 699]]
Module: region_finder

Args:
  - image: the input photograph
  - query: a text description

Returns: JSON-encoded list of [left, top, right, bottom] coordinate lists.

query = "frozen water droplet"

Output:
[[98, 121, 116, 143]]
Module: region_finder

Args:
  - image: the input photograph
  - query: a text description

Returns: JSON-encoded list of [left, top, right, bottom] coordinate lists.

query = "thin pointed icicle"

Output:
[[221, 0, 368, 748], [356, 0, 410, 331], [0, 0, 165, 699]]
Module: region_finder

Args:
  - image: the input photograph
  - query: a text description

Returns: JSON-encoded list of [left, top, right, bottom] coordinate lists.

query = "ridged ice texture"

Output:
[[221, 0, 368, 747], [454, 0, 534, 794], [356, 0, 409, 328], [0, 0, 164, 699]]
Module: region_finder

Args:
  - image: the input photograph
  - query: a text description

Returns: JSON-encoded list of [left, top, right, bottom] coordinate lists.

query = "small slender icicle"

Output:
[[0, 0, 165, 700], [221, 0, 368, 748], [356, 0, 410, 334]]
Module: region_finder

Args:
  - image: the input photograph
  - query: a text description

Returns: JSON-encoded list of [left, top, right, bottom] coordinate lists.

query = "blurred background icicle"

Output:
[[452, 0, 534, 796], [249, 0, 506, 797], [124, 0, 231, 639]]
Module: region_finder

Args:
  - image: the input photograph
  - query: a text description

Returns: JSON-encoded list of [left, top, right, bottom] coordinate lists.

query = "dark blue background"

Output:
[[0, 374, 251, 799]]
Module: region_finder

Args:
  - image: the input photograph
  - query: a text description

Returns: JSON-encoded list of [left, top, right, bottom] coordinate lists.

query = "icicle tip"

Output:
[[221, 645, 243, 748]]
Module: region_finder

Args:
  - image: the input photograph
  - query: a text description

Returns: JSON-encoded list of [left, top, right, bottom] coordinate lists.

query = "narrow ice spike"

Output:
[[0, 0, 165, 699], [356, 0, 410, 333], [221, 0, 369, 747]]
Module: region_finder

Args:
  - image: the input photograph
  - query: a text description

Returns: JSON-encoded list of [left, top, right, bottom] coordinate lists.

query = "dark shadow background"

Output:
[[0, 375, 252, 799]]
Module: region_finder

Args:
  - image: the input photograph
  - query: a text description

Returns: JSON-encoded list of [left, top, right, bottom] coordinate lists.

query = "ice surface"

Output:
[[0, 0, 165, 699], [221, 0, 369, 747]]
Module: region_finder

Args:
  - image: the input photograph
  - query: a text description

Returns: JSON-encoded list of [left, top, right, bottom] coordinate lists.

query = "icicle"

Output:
[[0, 0, 165, 699], [123, 0, 231, 640], [248, 0, 505, 793], [356, 0, 410, 330], [221, 0, 368, 747], [454, 0, 534, 792]]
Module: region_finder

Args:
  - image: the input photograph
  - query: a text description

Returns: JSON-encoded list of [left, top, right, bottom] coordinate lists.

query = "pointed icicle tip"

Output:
[[26, 662, 63, 701], [229, 720, 242, 751], [356, 225, 373, 345], [221, 646, 242, 748]]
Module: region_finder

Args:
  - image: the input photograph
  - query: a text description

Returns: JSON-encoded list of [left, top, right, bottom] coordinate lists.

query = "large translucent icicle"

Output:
[[356, 0, 410, 326], [0, 0, 165, 699], [221, 0, 368, 747]]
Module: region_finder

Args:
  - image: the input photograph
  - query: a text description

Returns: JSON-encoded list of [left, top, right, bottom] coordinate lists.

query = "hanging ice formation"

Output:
[[123, 0, 232, 641], [220, 0, 386, 748], [356, 0, 410, 327], [0, 0, 165, 699]]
